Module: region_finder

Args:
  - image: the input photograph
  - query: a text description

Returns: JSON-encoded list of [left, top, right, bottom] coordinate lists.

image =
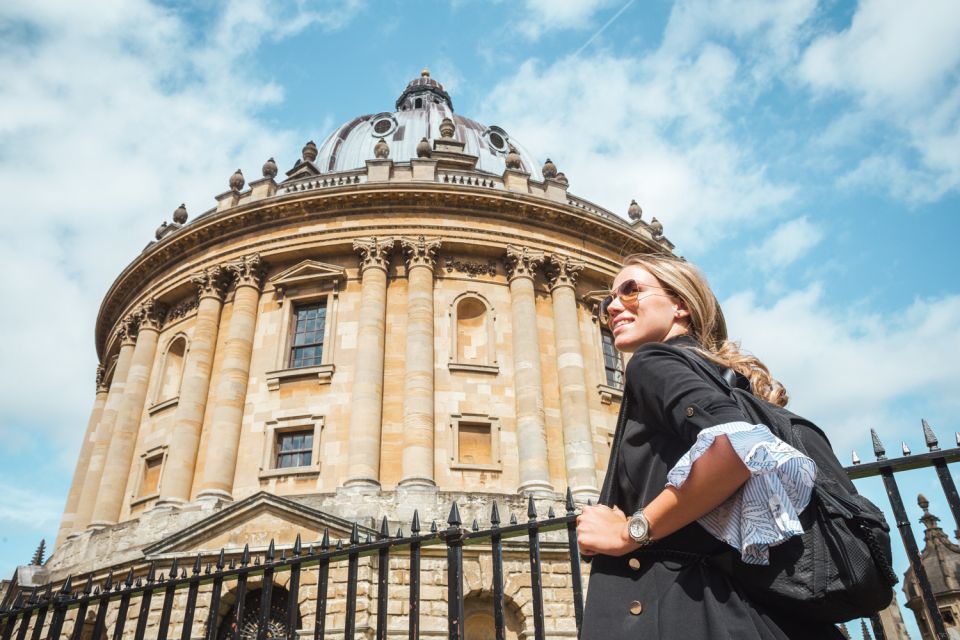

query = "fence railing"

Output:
[[2, 421, 958, 640]]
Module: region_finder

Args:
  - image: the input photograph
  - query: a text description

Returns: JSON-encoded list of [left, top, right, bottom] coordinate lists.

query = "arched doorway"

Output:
[[215, 586, 300, 640], [463, 593, 523, 640]]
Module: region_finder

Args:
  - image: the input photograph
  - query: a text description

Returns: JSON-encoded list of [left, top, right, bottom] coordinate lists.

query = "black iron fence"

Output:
[[1, 420, 958, 639]]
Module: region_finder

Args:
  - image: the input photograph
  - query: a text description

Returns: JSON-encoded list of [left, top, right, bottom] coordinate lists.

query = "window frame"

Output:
[[259, 414, 323, 479], [287, 301, 327, 369], [149, 333, 189, 413], [448, 291, 499, 375], [449, 413, 501, 472], [585, 289, 624, 405], [130, 445, 167, 506]]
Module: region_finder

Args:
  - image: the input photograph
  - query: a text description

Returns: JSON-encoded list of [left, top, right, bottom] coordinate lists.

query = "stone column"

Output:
[[546, 255, 599, 502], [504, 246, 553, 494], [75, 323, 136, 531], [90, 300, 162, 528], [197, 255, 264, 502], [344, 237, 394, 489], [55, 366, 110, 545], [399, 236, 441, 487], [157, 267, 226, 507]]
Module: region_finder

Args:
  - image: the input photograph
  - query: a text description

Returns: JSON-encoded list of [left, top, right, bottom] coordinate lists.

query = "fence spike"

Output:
[[871, 428, 886, 460], [308, 544, 315, 556], [205, 563, 212, 575], [510, 513, 518, 525], [103, 571, 114, 592], [254, 556, 261, 566], [169, 556, 180, 579], [350, 522, 360, 545], [147, 563, 158, 583], [431, 520, 438, 533], [94, 585, 101, 596], [228, 559, 236, 570], [448, 501, 462, 527], [158, 573, 166, 582], [267, 539, 275, 562], [565, 487, 575, 513], [136, 577, 144, 587], [241, 544, 250, 566], [491, 501, 501, 526], [293, 533, 302, 556], [902, 441, 912, 456], [124, 567, 134, 588], [411, 509, 421, 534], [336, 539, 343, 551], [60, 574, 73, 595], [922, 418, 940, 451], [82, 573, 93, 594], [217, 548, 226, 569], [852, 450, 861, 465], [321, 528, 331, 551], [548, 506, 556, 518], [527, 496, 538, 520], [380, 516, 390, 538], [396, 526, 404, 538], [192, 553, 202, 575], [280, 549, 287, 563], [472, 519, 479, 531], [365, 533, 373, 544]]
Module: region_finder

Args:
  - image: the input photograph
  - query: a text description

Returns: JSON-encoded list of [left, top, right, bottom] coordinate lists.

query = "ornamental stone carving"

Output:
[[229, 169, 245, 192], [416, 137, 432, 158], [542, 158, 558, 180], [302, 140, 318, 162], [117, 314, 138, 345], [439, 117, 455, 139], [262, 157, 278, 180], [544, 254, 584, 290], [505, 146, 522, 170], [374, 138, 390, 159], [400, 236, 441, 270], [650, 217, 663, 238], [627, 199, 642, 221], [226, 254, 265, 289], [172, 203, 188, 224], [163, 297, 199, 326], [191, 265, 228, 301], [137, 298, 164, 331], [504, 245, 545, 281], [353, 237, 395, 272], [95, 364, 108, 393], [444, 257, 497, 278]]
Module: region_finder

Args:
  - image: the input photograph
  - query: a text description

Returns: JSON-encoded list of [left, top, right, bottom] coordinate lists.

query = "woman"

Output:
[[577, 254, 840, 639]]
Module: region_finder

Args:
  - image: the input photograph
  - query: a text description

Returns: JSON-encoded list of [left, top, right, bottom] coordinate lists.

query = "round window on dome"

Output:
[[370, 114, 398, 137], [482, 127, 510, 155]]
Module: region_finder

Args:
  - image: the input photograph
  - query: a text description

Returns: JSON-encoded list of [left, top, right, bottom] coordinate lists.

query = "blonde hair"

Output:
[[621, 254, 789, 407]]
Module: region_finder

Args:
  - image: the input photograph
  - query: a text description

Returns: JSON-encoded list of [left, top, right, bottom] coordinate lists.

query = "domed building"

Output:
[[40, 69, 671, 638]]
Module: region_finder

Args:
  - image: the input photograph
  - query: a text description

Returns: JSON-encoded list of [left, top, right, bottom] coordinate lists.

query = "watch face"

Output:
[[629, 515, 648, 541]]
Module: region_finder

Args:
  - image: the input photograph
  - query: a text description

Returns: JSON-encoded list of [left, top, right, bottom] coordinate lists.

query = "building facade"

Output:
[[41, 70, 672, 638]]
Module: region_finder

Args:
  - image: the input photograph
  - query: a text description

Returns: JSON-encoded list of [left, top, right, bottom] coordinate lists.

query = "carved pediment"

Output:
[[268, 260, 347, 298], [142, 492, 376, 556]]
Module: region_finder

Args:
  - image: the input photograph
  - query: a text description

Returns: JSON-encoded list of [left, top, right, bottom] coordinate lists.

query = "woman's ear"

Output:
[[673, 299, 690, 319]]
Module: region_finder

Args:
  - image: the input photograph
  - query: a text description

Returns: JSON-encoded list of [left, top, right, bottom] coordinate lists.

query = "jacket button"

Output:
[[686, 406, 695, 417], [629, 601, 643, 615], [628, 557, 641, 570]]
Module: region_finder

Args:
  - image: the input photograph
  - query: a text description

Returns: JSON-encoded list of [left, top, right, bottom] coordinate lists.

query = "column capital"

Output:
[[353, 236, 395, 273], [191, 265, 228, 301], [545, 254, 584, 291], [137, 298, 164, 332], [504, 245, 545, 281], [400, 236, 441, 270], [226, 254, 265, 290], [118, 314, 138, 346], [95, 364, 109, 393]]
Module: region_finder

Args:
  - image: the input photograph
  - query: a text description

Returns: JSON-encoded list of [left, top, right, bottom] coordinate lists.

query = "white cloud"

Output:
[[0, 0, 362, 469], [748, 216, 824, 270], [515, 0, 619, 40], [0, 483, 62, 529], [724, 286, 960, 454], [799, 0, 960, 202]]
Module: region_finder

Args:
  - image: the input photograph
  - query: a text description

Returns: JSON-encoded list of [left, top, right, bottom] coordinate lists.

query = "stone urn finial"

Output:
[[302, 140, 318, 163], [542, 158, 557, 180], [155, 221, 170, 240], [555, 172, 568, 186], [229, 168, 245, 192], [628, 199, 642, 220], [650, 216, 663, 238], [262, 157, 278, 180], [374, 137, 390, 159], [505, 145, 522, 170], [416, 137, 432, 158], [173, 203, 188, 224], [439, 117, 455, 139]]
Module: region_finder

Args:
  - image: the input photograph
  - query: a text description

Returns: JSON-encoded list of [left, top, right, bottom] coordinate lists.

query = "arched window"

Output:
[[414, 97, 423, 109], [600, 327, 624, 390], [449, 293, 498, 373], [156, 335, 187, 401]]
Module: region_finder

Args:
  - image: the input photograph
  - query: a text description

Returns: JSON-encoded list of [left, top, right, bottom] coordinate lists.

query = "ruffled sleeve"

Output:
[[665, 422, 817, 565]]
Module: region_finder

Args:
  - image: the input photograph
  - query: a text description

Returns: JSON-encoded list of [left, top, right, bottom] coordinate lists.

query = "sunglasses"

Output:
[[599, 279, 671, 325]]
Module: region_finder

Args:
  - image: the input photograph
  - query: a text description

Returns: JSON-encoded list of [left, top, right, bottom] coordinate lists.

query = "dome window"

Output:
[[482, 126, 510, 155], [370, 113, 398, 137]]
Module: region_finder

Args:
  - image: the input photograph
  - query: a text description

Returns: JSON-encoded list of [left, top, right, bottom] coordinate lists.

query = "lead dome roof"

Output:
[[314, 70, 544, 180]]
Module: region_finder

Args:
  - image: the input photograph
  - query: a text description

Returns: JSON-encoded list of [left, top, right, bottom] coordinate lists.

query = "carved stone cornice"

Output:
[[191, 265, 228, 301], [226, 254, 265, 290], [137, 298, 164, 332], [95, 364, 109, 393], [353, 237, 395, 272], [444, 257, 497, 278], [504, 245, 545, 281], [545, 254, 584, 291], [400, 236, 441, 270], [163, 297, 199, 326]]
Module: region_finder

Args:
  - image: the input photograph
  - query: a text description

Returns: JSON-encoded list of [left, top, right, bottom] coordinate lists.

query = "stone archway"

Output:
[[463, 592, 523, 640], [215, 586, 299, 640]]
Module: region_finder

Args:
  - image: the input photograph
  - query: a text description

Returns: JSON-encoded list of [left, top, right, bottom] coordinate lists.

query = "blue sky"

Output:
[[1, 0, 958, 632]]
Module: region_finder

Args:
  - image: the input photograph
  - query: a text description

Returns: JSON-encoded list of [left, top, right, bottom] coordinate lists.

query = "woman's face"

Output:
[[606, 265, 688, 352]]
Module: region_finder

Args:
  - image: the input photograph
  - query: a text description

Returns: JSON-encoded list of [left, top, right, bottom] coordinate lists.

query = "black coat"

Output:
[[580, 336, 842, 640]]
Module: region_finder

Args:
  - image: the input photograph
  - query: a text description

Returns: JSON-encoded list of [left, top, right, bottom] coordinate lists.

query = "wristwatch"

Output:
[[627, 509, 653, 546]]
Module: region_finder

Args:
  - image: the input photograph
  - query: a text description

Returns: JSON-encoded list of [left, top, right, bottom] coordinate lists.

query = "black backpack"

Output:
[[678, 348, 898, 623]]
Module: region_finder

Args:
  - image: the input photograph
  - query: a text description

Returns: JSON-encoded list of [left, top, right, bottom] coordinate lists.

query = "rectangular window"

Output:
[[140, 455, 163, 497], [601, 329, 624, 389], [276, 429, 313, 469], [289, 302, 326, 368], [457, 422, 492, 465]]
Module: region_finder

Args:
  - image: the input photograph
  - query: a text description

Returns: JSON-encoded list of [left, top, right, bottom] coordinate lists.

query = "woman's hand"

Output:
[[576, 504, 640, 557]]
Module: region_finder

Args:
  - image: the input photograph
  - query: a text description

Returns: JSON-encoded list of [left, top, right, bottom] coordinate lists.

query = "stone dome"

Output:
[[313, 69, 544, 180]]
